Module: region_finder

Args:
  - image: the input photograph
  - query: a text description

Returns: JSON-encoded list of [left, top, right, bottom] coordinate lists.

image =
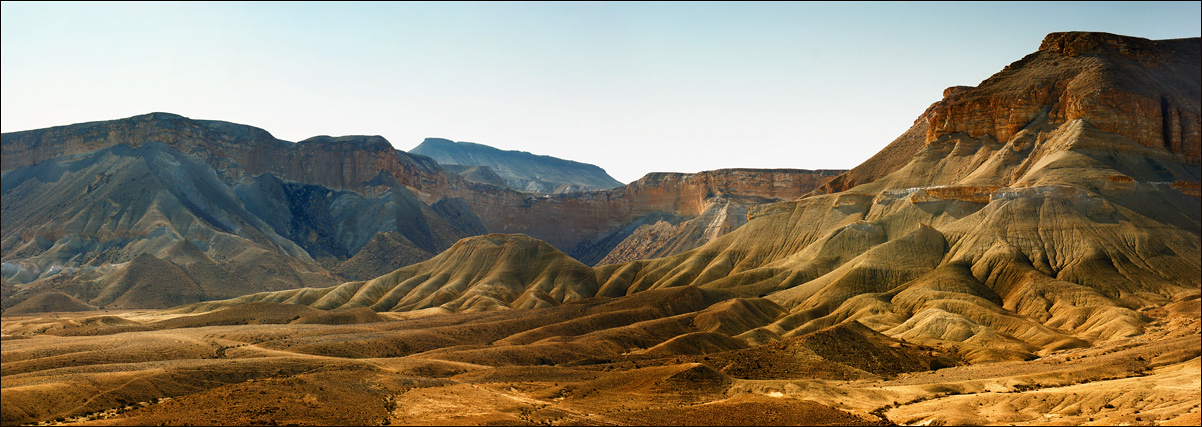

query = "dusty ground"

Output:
[[2, 297, 1198, 426]]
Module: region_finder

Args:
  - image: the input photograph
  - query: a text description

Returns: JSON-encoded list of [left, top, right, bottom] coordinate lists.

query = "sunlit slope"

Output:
[[594, 125, 1197, 362], [594, 34, 1201, 361], [193, 234, 599, 312]]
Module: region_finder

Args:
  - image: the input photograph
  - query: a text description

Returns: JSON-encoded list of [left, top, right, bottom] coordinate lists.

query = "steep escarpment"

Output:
[[8, 33, 1199, 371], [412, 138, 624, 193], [1, 141, 338, 310], [925, 32, 1199, 160], [813, 32, 1200, 195], [408, 141, 845, 263]]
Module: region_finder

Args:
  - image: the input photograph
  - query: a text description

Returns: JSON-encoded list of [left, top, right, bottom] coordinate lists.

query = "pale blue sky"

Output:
[[3, 1, 1199, 183]]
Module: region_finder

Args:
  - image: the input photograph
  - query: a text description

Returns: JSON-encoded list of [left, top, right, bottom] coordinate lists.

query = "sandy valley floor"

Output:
[[2, 295, 1198, 426]]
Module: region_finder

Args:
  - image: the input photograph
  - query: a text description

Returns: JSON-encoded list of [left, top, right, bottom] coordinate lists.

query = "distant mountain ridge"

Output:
[[2, 113, 842, 311], [411, 138, 625, 193]]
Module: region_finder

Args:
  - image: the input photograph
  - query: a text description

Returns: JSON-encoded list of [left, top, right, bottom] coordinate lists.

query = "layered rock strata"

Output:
[[926, 32, 1199, 160], [814, 31, 1200, 195]]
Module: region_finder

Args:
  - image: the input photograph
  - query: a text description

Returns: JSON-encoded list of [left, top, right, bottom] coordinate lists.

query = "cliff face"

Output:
[[924, 32, 1200, 160], [812, 32, 1200, 197], [282, 135, 447, 198]]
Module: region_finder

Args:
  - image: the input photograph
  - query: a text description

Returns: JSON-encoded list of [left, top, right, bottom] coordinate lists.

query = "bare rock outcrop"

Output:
[[815, 32, 1200, 196], [924, 32, 1200, 160], [1, 112, 842, 310]]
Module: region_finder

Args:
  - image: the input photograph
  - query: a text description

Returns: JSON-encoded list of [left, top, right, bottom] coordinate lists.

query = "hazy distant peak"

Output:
[[297, 135, 394, 151], [411, 137, 624, 194], [417, 137, 571, 162]]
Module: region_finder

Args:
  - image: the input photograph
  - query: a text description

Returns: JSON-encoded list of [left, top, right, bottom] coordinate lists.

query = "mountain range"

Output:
[[1, 32, 1198, 426], [2, 115, 841, 311]]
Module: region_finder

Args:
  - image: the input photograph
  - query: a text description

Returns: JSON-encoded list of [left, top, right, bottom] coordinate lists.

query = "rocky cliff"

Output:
[[925, 32, 1199, 160], [813, 32, 1200, 195]]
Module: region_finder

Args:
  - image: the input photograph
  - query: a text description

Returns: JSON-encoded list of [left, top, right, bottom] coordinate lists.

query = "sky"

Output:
[[2, 2, 1200, 184]]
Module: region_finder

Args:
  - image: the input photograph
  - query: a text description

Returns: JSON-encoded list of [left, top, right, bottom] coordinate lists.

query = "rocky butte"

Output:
[[814, 31, 1199, 194], [0, 32, 1198, 426]]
